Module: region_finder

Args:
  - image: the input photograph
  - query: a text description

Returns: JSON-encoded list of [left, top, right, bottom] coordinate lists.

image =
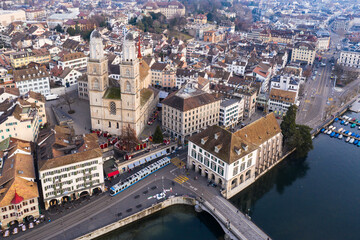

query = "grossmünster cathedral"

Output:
[[87, 30, 158, 136]]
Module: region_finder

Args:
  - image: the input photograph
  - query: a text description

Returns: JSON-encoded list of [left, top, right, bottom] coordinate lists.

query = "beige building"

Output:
[[142, 1, 185, 19], [187, 113, 283, 199], [38, 130, 105, 210], [26, 91, 47, 124], [162, 87, 220, 142], [88, 30, 157, 136], [291, 42, 316, 65], [0, 10, 26, 27], [0, 98, 41, 142], [0, 138, 40, 229]]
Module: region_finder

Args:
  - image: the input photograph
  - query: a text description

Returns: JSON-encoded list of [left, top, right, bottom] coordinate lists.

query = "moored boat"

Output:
[[338, 135, 343, 139], [346, 137, 350, 142], [349, 138, 355, 144]]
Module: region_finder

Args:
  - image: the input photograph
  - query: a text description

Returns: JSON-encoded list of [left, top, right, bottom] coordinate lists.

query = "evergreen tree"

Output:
[[153, 126, 164, 144], [54, 24, 64, 33], [280, 105, 297, 143], [280, 105, 313, 158]]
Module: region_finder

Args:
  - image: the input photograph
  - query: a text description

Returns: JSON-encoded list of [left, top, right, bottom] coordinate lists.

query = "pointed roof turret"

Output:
[[11, 190, 24, 205], [137, 37, 142, 59]]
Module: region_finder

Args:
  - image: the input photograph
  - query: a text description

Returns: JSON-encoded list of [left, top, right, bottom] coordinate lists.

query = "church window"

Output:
[[110, 102, 116, 115], [93, 66, 97, 74], [117, 122, 119, 129], [125, 81, 131, 92], [109, 121, 111, 128], [126, 69, 130, 76], [98, 120, 100, 124], [93, 79, 99, 90]]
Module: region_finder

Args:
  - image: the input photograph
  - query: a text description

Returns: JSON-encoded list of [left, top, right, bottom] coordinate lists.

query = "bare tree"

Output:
[[61, 91, 75, 114], [118, 126, 140, 153]]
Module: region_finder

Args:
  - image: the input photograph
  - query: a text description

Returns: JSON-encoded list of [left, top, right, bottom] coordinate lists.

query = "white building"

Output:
[[219, 98, 244, 128], [338, 50, 360, 69], [50, 66, 82, 87], [226, 59, 247, 76], [13, 66, 50, 96], [187, 113, 283, 199], [53, 52, 87, 70], [0, 10, 26, 26], [38, 133, 105, 210]]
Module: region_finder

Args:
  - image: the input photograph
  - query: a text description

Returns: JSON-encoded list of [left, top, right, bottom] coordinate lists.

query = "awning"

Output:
[[107, 170, 119, 178], [134, 161, 140, 167], [156, 152, 161, 157], [205, 169, 208, 173], [161, 150, 166, 155], [145, 157, 151, 162], [128, 163, 134, 169], [150, 154, 156, 159], [140, 159, 146, 164]]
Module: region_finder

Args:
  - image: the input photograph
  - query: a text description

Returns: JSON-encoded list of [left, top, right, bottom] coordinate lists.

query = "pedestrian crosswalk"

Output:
[[171, 158, 185, 168], [173, 175, 189, 184]]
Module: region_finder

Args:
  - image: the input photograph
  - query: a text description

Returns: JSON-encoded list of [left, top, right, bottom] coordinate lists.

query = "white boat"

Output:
[[349, 132, 352, 136], [338, 135, 343, 139], [346, 137, 350, 142], [329, 125, 333, 129], [339, 128, 343, 132], [332, 127, 336, 130], [345, 121, 349, 125], [327, 130, 332, 135], [324, 129, 329, 134], [349, 138, 355, 144], [358, 126, 360, 130]]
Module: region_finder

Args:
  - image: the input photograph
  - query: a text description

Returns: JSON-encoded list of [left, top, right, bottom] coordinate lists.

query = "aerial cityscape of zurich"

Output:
[[0, 0, 359, 239]]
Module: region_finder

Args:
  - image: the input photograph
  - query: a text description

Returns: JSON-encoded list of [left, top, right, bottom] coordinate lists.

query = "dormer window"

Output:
[[234, 147, 241, 155], [214, 144, 222, 153], [241, 143, 248, 151], [214, 132, 220, 140], [201, 137, 208, 145]]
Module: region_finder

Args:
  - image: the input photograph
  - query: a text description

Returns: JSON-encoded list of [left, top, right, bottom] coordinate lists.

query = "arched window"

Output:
[[110, 101, 116, 115], [126, 69, 130, 76], [93, 78, 99, 90], [125, 81, 131, 92]]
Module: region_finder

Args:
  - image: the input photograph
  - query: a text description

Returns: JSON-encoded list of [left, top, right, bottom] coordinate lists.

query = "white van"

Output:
[[45, 94, 59, 101]]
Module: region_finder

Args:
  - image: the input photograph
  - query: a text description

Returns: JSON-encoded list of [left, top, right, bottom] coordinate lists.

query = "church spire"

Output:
[[137, 37, 142, 59]]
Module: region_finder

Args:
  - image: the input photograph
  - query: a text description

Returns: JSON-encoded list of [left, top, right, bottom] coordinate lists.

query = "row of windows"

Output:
[[2, 207, 36, 219], [1, 199, 35, 212], [42, 162, 98, 178]]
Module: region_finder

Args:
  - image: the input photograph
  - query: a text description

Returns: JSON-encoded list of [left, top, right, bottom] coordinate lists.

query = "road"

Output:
[[297, 62, 333, 127], [14, 148, 270, 240]]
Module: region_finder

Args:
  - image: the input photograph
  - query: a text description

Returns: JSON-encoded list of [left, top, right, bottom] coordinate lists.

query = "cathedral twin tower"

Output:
[[88, 30, 156, 136]]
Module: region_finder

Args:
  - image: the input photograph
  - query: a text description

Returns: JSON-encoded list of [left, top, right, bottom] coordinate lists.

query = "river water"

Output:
[[101, 111, 360, 240]]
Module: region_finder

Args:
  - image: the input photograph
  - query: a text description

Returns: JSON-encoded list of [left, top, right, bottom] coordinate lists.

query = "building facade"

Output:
[[187, 113, 282, 199], [0, 99, 41, 142], [88, 30, 157, 136], [162, 87, 220, 142], [219, 98, 244, 128], [291, 42, 316, 65], [13, 66, 50, 96], [338, 50, 360, 68], [39, 148, 104, 210], [0, 138, 40, 229]]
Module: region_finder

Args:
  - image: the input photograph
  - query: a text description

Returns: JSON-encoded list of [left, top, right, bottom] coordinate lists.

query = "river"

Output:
[[101, 111, 360, 240]]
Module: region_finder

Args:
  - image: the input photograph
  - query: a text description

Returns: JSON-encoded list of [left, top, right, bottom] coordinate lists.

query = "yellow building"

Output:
[[291, 42, 316, 65], [142, 1, 185, 19], [0, 138, 40, 229], [10, 49, 51, 68]]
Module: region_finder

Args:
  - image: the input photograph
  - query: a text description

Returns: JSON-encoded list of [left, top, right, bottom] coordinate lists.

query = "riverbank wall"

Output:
[[75, 196, 196, 240]]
